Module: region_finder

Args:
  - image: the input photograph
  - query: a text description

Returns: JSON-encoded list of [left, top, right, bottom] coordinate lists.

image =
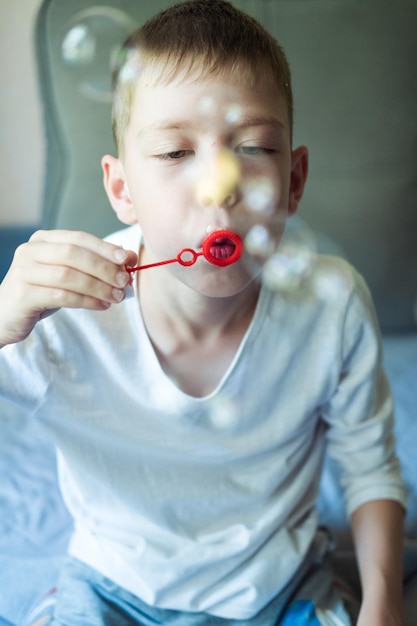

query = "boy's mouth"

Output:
[[202, 229, 243, 267], [209, 237, 237, 260]]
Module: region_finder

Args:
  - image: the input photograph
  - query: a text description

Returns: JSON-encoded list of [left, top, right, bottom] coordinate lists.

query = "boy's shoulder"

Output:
[[302, 253, 376, 332], [310, 253, 365, 290], [309, 253, 373, 317], [315, 253, 371, 300]]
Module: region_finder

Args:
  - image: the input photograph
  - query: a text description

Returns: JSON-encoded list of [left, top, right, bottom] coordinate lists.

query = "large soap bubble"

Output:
[[263, 216, 317, 293], [61, 8, 136, 102]]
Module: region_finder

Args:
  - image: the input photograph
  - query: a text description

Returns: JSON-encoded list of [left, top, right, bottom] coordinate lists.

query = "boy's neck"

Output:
[[137, 271, 260, 397], [139, 269, 260, 339]]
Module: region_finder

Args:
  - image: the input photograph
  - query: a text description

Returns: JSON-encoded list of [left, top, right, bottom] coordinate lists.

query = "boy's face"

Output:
[[103, 69, 307, 297]]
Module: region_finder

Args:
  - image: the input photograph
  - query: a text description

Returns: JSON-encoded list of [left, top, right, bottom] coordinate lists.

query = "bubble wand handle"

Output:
[[126, 248, 203, 274]]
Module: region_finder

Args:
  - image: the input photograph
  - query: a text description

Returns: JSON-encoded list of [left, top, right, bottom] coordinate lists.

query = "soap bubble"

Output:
[[209, 394, 238, 430], [312, 265, 349, 301], [263, 249, 312, 292], [194, 148, 241, 207], [114, 47, 144, 84], [62, 24, 95, 65], [262, 216, 317, 293], [243, 176, 276, 215], [245, 225, 275, 259], [196, 95, 218, 119], [60, 8, 137, 102], [224, 103, 243, 125]]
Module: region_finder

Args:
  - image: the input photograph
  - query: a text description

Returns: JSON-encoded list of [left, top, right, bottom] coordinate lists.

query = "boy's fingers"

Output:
[[29, 229, 127, 258], [32, 286, 115, 313], [13, 263, 128, 305], [18, 230, 138, 288], [16, 243, 131, 290], [28, 229, 137, 265]]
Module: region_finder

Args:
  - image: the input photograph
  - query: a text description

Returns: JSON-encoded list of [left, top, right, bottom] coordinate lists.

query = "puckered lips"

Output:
[[202, 229, 243, 267]]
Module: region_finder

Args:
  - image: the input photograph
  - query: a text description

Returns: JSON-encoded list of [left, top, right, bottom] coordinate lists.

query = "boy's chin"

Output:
[[180, 266, 261, 299]]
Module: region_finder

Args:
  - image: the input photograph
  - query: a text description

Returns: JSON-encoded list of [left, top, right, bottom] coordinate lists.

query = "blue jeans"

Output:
[[27, 533, 358, 625]]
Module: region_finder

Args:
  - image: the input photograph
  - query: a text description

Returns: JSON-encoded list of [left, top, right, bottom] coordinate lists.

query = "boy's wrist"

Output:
[[360, 574, 404, 626], [358, 596, 404, 626]]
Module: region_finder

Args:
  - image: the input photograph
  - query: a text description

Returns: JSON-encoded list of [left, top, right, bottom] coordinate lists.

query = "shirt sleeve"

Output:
[[321, 269, 408, 517], [0, 319, 52, 412]]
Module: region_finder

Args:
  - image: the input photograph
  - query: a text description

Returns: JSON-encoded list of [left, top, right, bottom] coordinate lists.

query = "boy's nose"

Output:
[[195, 148, 241, 208]]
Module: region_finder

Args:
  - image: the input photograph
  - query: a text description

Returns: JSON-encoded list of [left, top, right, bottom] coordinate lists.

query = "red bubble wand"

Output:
[[126, 229, 243, 277]]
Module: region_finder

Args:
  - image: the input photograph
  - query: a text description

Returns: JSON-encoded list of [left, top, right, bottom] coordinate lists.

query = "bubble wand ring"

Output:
[[126, 229, 243, 276]]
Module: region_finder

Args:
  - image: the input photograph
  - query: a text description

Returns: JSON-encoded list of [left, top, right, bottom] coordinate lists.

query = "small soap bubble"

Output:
[[245, 225, 274, 259], [209, 395, 238, 430], [281, 215, 317, 253], [194, 148, 241, 207], [118, 63, 138, 83], [62, 24, 96, 65], [224, 103, 243, 125], [197, 95, 217, 118], [115, 49, 144, 84], [243, 177, 275, 215], [263, 249, 311, 292], [119, 58, 142, 83], [312, 266, 348, 300]]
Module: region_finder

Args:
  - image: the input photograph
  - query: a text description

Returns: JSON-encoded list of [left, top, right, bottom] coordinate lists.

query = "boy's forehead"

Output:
[[129, 67, 289, 133]]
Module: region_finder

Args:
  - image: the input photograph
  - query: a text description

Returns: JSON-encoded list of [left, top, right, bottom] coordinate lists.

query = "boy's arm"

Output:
[[351, 498, 405, 626], [0, 229, 137, 348]]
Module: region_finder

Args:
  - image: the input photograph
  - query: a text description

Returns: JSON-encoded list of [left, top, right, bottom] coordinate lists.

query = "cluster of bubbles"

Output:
[[192, 92, 355, 317], [191, 93, 319, 295]]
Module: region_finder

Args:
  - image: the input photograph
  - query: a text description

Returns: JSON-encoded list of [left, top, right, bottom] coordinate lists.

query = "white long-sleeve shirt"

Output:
[[0, 225, 406, 619]]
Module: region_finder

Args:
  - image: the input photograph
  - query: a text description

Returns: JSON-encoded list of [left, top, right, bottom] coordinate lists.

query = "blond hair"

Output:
[[111, 0, 293, 156]]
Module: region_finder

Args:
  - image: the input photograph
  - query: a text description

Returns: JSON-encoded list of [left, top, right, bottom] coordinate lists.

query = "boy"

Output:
[[0, 1, 407, 624]]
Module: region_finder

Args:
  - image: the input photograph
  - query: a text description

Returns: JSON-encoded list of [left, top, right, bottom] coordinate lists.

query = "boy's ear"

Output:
[[101, 155, 137, 225], [288, 145, 309, 216]]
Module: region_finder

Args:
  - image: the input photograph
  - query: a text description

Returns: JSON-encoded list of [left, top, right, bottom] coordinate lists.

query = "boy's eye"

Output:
[[157, 150, 192, 160], [235, 146, 274, 156]]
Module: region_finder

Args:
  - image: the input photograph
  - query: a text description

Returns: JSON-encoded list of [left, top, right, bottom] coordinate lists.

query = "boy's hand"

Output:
[[0, 229, 138, 347]]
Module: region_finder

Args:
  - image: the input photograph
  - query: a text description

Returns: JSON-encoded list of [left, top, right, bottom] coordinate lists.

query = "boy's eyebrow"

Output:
[[138, 115, 286, 136], [138, 121, 193, 136], [234, 115, 286, 130]]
